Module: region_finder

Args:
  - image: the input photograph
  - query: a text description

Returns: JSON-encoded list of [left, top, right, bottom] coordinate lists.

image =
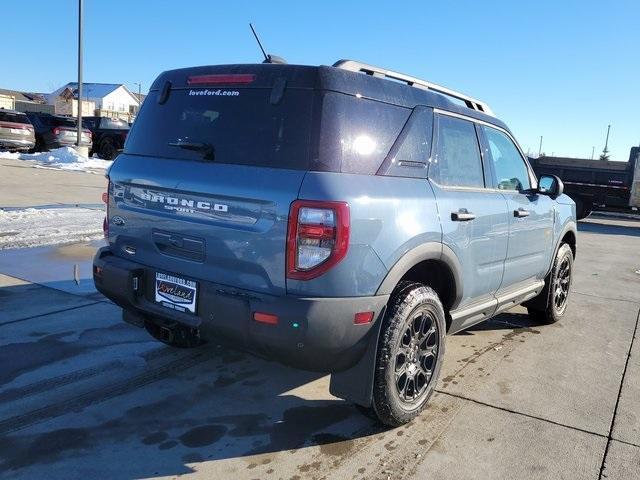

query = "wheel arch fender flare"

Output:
[[547, 220, 577, 277], [375, 242, 464, 309]]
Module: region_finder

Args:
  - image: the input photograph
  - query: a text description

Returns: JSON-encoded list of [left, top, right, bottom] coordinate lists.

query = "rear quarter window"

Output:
[[318, 92, 410, 175]]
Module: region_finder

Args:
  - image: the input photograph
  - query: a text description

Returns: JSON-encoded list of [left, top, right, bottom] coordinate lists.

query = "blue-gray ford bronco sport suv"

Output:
[[93, 60, 576, 426]]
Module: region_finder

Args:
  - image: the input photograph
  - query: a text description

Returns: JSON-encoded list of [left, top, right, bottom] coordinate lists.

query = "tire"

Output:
[[371, 281, 446, 427], [99, 138, 117, 160], [144, 320, 203, 348], [33, 136, 46, 153], [528, 243, 574, 324]]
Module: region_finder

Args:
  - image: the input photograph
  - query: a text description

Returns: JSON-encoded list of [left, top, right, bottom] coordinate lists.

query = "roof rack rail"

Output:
[[333, 59, 494, 117]]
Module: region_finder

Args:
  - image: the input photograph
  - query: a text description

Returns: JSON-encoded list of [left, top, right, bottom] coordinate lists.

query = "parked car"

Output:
[[0, 109, 35, 152], [82, 116, 129, 160], [93, 60, 577, 426], [25, 112, 92, 152]]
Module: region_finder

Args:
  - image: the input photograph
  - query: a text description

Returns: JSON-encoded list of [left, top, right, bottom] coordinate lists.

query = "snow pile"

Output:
[[0, 207, 105, 249], [0, 147, 112, 172]]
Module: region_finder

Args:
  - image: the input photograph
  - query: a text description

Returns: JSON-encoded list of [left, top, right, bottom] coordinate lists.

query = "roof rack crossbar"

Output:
[[333, 60, 494, 117]]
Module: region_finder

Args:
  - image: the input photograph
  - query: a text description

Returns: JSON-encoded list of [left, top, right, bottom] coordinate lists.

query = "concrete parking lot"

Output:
[[0, 166, 638, 479]]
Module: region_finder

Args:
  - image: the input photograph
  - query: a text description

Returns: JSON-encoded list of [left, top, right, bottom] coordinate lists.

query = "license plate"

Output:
[[155, 272, 197, 314], [10, 129, 23, 134]]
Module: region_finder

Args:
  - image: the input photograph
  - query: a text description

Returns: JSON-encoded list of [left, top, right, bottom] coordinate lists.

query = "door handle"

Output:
[[514, 208, 530, 218], [451, 209, 476, 222]]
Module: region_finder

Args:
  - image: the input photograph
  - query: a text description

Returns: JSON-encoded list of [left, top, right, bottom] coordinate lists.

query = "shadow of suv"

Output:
[[94, 59, 577, 426]]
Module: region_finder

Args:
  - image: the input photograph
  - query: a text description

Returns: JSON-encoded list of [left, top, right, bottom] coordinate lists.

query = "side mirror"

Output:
[[538, 174, 564, 198]]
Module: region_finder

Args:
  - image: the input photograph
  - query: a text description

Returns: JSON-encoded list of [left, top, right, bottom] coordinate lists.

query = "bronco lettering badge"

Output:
[[127, 187, 230, 220], [139, 191, 228, 213]]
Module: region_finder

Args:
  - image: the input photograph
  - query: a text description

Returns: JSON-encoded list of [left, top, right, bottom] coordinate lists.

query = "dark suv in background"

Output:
[[26, 112, 92, 152], [82, 116, 129, 159], [0, 109, 35, 152], [94, 60, 576, 426]]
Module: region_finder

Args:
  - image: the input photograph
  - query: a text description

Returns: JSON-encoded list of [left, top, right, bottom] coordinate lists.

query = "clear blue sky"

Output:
[[4, 0, 639, 161]]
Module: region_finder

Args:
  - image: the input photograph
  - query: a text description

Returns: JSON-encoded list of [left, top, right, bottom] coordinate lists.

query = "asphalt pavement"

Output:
[[0, 215, 637, 479], [0, 159, 638, 479]]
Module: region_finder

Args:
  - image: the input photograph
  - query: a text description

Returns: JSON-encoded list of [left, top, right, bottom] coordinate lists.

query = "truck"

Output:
[[82, 116, 130, 160], [529, 147, 640, 219]]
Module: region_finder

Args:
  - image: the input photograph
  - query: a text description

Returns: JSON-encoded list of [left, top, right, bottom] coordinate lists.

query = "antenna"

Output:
[[249, 23, 269, 63]]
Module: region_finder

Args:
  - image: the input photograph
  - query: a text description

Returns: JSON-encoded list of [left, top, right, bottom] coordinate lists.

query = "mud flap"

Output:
[[329, 307, 385, 407], [523, 272, 551, 311]]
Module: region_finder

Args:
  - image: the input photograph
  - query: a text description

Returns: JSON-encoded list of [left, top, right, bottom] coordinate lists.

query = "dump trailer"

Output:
[[529, 147, 640, 219]]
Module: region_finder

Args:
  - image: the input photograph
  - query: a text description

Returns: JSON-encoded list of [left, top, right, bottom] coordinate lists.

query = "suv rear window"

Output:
[[125, 88, 313, 170], [35, 115, 76, 127], [0, 111, 30, 124]]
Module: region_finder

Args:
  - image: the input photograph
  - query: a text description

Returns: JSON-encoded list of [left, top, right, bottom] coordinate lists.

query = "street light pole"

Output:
[[76, 0, 83, 149], [133, 82, 142, 116], [538, 136, 543, 157]]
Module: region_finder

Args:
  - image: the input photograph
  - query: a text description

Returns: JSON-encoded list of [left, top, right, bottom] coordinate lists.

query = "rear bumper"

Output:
[[49, 139, 92, 149], [0, 138, 35, 150], [93, 247, 389, 373]]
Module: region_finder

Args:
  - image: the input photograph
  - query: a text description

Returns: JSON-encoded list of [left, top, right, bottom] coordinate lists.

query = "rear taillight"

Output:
[[286, 200, 350, 280], [53, 127, 61, 135]]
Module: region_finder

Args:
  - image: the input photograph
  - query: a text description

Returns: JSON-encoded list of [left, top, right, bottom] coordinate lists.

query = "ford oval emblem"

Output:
[[111, 215, 126, 226]]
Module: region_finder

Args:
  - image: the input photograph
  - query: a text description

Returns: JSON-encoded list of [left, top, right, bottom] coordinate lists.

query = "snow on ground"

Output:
[[0, 147, 112, 172], [0, 207, 105, 249]]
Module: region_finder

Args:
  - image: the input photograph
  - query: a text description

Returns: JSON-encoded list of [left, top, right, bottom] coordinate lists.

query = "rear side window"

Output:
[[82, 118, 97, 129], [430, 115, 484, 188], [318, 92, 410, 175], [125, 88, 313, 170], [0, 112, 30, 124], [52, 117, 76, 128]]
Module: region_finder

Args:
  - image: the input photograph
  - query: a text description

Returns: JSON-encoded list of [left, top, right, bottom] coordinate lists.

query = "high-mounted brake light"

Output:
[[286, 200, 350, 280], [186, 74, 256, 86]]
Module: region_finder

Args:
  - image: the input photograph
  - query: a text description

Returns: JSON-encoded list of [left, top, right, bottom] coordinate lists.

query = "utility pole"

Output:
[[133, 82, 142, 117], [600, 124, 611, 161], [538, 136, 543, 157], [591, 146, 595, 160], [76, 0, 84, 151]]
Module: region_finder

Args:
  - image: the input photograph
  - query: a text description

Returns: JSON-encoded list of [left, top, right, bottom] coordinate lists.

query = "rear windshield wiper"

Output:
[[168, 140, 215, 161]]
